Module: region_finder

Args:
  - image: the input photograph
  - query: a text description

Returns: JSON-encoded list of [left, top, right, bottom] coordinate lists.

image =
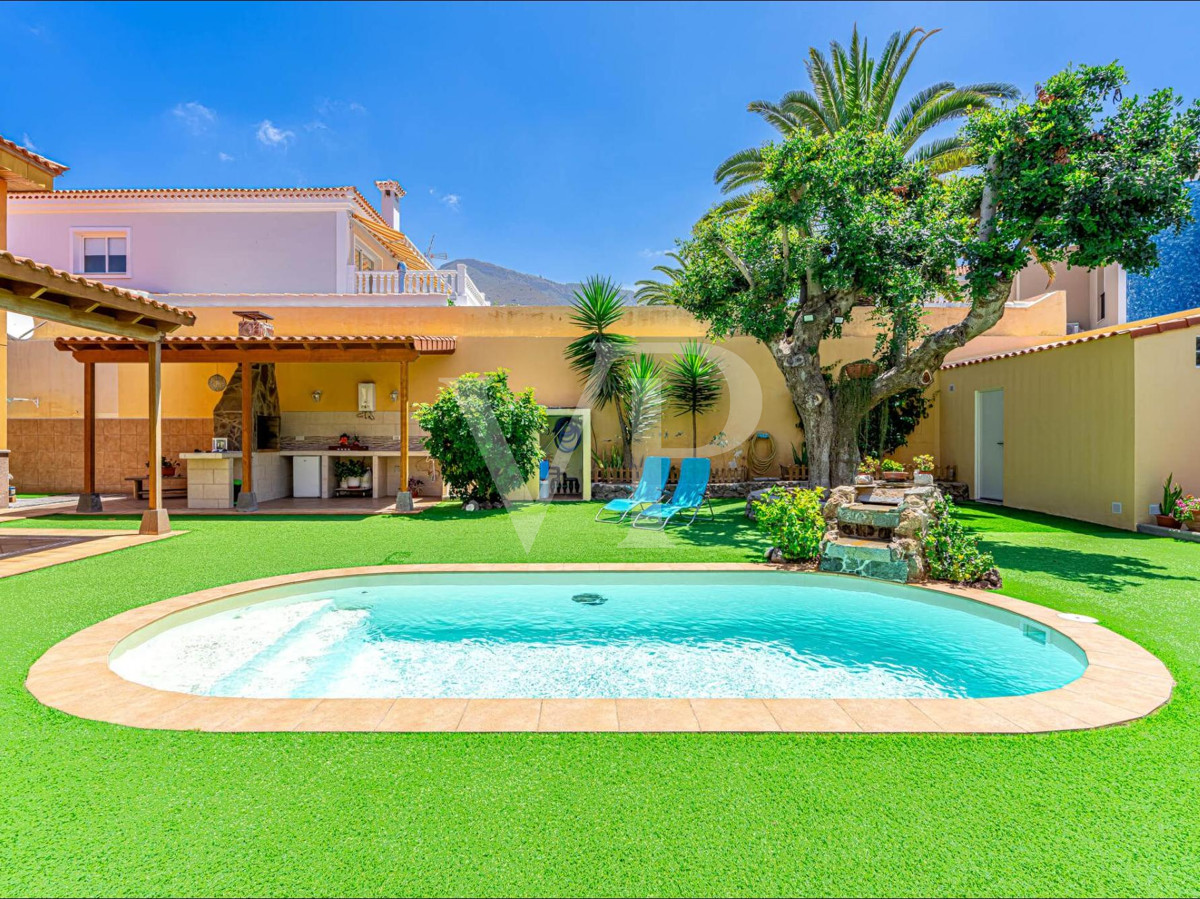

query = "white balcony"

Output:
[[351, 263, 488, 305]]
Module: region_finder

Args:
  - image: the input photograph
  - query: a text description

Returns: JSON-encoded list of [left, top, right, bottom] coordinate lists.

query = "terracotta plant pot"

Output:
[[882, 471, 908, 482], [843, 362, 880, 380], [1186, 520, 1200, 533], [162, 467, 176, 477], [1155, 514, 1182, 530]]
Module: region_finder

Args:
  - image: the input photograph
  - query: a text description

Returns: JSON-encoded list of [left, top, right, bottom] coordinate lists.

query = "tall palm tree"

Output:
[[664, 341, 723, 456], [565, 276, 636, 464], [714, 26, 1020, 210], [634, 253, 685, 306]]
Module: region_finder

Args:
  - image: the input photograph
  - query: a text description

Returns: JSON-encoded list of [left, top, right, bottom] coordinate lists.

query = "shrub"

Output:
[[924, 497, 996, 583], [913, 454, 935, 473], [881, 458, 905, 472], [753, 486, 827, 561], [414, 369, 548, 502]]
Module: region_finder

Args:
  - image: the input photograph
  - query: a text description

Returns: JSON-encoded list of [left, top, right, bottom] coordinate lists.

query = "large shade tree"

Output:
[[672, 63, 1200, 487]]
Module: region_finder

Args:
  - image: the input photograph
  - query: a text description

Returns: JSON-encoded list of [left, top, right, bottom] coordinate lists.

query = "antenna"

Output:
[[425, 234, 448, 262]]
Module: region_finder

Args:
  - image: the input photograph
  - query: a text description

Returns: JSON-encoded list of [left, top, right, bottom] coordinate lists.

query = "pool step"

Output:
[[819, 535, 912, 583]]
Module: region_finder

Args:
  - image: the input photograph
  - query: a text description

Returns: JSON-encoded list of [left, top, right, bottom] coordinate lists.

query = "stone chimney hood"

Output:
[[375, 180, 405, 231]]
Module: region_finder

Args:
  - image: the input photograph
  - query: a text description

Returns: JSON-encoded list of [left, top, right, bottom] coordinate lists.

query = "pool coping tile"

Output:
[[24, 562, 1174, 734]]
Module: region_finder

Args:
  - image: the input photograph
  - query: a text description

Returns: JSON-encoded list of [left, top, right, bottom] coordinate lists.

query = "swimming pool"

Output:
[[110, 571, 1087, 700]]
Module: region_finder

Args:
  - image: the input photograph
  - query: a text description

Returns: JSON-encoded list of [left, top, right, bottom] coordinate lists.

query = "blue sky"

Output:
[[7, 1, 1200, 286]]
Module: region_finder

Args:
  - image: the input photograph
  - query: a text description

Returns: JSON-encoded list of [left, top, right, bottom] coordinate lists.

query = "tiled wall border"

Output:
[[26, 564, 1173, 733]]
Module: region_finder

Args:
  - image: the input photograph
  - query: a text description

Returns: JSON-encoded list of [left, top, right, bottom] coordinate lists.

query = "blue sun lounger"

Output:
[[632, 457, 714, 530], [595, 456, 671, 523]]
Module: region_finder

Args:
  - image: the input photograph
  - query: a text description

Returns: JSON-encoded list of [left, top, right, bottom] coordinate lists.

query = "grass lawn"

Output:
[[1, 500, 1198, 896]]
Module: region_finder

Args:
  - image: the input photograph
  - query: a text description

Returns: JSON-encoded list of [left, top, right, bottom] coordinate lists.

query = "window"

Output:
[[72, 229, 130, 277], [354, 246, 378, 272], [1099, 290, 1107, 322], [1195, 335, 1199, 368], [83, 236, 127, 274]]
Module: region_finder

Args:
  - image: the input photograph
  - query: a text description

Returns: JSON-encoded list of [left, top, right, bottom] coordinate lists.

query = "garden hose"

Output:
[[747, 431, 777, 477]]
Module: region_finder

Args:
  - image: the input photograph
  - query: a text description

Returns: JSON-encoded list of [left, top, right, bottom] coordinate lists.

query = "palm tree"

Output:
[[565, 276, 635, 464], [664, 341, 723, 456], [714, 26, 1020, 210], [633, 252, 685, 306], [622, 354, 665, 464]]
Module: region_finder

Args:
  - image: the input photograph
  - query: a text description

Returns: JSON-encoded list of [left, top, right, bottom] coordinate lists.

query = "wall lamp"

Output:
[[389, 389, 400, 402], [311, 389, 323, 403]]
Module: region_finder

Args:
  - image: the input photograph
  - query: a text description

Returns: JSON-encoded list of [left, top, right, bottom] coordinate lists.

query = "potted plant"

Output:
[[855, 455, 879, 485], [1158, 474, 1184, 528], [912, 454, 935, 486], [151, 457, 178, 477], [881, 458, 907, 482], [842, 360, 880, 380], [333, 457, 367, 489], [408, 476, 424, 498], [1175, 494, 1200, 532]]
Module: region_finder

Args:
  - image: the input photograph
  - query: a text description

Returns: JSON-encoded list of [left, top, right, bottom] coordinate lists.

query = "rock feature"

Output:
[[818, 479, 943, 584]]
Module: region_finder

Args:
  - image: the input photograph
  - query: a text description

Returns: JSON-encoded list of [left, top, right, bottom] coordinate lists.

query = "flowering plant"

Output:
[[913, 454, 935, 473], [1174, 494, 1200, 522], [858, 456, 880, 476]]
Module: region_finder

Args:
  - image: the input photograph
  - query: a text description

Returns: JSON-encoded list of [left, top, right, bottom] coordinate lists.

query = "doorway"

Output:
[[975, 389, 1004, 502]]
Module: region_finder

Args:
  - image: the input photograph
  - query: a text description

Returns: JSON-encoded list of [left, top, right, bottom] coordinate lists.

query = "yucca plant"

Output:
[[713, 25, 1019, 212], [664, 341, 723, 456], [622, 353, 664, 463], [565, 276, 635, 465]]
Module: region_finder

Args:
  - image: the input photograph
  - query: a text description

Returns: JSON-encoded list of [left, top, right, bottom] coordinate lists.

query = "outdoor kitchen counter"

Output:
[[179, 452, 290, 509]]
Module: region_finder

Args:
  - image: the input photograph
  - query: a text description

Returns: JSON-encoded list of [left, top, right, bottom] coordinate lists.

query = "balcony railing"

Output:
[[351, 263, 487, 305]]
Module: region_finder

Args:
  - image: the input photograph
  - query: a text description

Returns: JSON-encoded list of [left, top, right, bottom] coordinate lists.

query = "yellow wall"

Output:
[[10, 293, 1070, 474], [1133, 326, 1200, 522], [938, 336, 1137, 529]]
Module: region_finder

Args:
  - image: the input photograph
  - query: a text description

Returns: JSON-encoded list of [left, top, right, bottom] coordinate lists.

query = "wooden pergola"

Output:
[[1, 252, 195, 532], [54, 334, 456, 512]]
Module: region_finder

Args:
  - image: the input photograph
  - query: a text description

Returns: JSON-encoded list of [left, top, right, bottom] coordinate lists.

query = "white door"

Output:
[[293, 456, 321, 498], [976, 390, 1004, 502]]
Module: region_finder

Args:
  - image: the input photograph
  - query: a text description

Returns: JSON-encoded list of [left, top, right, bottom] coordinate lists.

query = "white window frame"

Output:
[[69, 227, 132, 279], [353, 241, 383, 272]]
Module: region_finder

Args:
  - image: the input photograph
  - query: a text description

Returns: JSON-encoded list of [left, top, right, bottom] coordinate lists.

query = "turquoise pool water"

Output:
[[110, 571, 1087, 699]]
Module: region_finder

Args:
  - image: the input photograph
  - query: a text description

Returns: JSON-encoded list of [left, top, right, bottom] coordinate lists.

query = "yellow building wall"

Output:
[[1132, 325, 1200, 523], [9, 292, 1069, 480], [938, 336, 1137, 529]]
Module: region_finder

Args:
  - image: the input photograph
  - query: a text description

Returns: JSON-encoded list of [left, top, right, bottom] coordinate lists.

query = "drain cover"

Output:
[[571, 593, 608, 606]]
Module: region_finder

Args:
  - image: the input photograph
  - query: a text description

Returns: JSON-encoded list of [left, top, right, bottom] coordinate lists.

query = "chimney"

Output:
[[375, 180, 404, 231]]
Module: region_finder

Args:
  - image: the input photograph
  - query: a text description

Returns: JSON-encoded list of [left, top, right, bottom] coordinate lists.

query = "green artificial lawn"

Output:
[[1, 501, 1199, 897]]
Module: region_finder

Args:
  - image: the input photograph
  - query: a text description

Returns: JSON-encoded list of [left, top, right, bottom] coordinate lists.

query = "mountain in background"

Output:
[[441, 258, 635, 306]]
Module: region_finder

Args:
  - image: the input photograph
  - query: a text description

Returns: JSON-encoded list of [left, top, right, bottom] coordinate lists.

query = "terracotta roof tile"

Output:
[[941, 310, 1200, 371], [0, 251, 192, 320], [11, 186, 385, 223], [0, 134, 68, 175]]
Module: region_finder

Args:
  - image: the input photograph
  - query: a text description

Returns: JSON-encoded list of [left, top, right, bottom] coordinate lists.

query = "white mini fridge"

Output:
[[292, 455, 322, 498]]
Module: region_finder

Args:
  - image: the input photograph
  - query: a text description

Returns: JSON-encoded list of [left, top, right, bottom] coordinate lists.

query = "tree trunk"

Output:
[[770, 337, 836, 488], [616, 403, 633, 469], [691, 409, 698, 457]]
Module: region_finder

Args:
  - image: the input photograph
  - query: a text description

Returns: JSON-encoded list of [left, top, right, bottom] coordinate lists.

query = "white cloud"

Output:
[[638, 248, 672, 258], [217, 152, 234, 163], [256, 119, 294, 147], [348, 101, 367, 114], [172, 101, 216, 134], [21, 133, 36, 151], [304, 120, 329, 132], [316, 98, 367, 116], [440, 194, 461, 210]]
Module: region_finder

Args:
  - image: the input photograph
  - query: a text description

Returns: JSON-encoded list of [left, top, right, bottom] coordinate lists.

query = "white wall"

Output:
[[7, 199, 345, 295]]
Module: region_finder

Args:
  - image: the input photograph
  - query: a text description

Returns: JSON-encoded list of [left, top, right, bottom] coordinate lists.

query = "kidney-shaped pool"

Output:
[[109, 570, 1087, 700]]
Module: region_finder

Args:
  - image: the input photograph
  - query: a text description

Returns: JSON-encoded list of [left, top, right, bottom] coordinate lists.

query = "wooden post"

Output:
[[76, 361, 103, 512], [237, 359, 257, 510], [396, 360, 412, 511], [139, 339, 169, 534]]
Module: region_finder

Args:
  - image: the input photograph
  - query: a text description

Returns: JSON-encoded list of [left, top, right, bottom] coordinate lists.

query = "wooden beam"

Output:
[[399, 360, 410, 494], [82, 363, 96, 495], [240, 359, 253, 499], [147, 341, 163, 510], [69, 297, 101, 312], [0, 289, 166, 339], [10, 282, 47, 299], [63, 347, 422, 365]]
